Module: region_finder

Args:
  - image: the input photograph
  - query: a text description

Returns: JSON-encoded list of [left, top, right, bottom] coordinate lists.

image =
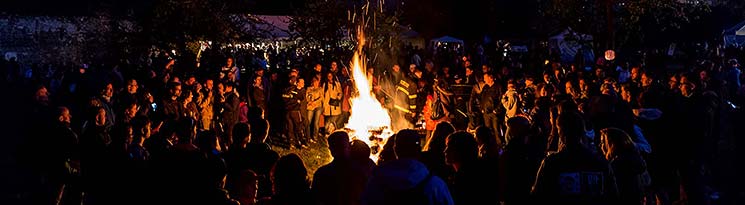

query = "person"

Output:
[[245, 119, 279, 198], [362, 129, 454, 205], [157, 82, 182, 130], [282, 76, 306, 148], [198, 79, 215, 131], [43, 107, 81, 205], [474, 125, 500, 162], [221, 57, 239, 83], [599, 128, 648, 205], [531, 111, 618, 205], [129, 116, 151, 162], [390, 64, 419, 125], [219, 82, 240, 148], [421, 121, 456, 182], [480, 72, 503, 142], [259, 154, 312, 205], [305, 76, 323, 141], [116, 79, 139, 114], [312, 131, 365, 205], [323, 72, 343, 131], [502, 80, 520, 120], [499, 117, 543, 205], [224, 123, 251, 194], [444, 131, 499, 205], [92, 83, 116, 128], [250, 75, 267, 112], [233, 169, 260, 205], [350, 140, 376, 178], [79, 107, 113, 204]]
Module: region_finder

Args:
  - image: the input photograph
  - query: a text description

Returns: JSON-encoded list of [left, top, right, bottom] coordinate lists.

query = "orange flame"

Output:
[[345, 26, 393, 162]]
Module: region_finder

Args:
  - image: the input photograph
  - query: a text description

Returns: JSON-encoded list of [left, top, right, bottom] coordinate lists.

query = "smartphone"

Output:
[[151, 103, 157, 111]]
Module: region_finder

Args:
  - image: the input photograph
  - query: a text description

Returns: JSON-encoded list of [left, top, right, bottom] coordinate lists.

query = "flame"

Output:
[[345, 26, 393, 162]]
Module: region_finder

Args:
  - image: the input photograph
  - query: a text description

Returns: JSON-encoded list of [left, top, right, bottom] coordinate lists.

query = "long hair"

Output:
[[600, 127, 638, 160], [425, 121, 455, 152]]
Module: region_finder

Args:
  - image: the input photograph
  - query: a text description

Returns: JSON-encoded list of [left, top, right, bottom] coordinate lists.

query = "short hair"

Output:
[[327, 131, 350, 158], [394, 129, 422, 159], [232, 123, 250, 145], [446, 131, 479, 163], [350, 140, 371, 161], [557, 112, 586, 147], [249, 119, 269, 143]]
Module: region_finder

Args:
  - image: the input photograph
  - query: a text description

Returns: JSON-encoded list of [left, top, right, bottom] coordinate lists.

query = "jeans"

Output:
[[306, 108, 322, 139], [286, 110, 305, 147], [483, 112, 503, 146]]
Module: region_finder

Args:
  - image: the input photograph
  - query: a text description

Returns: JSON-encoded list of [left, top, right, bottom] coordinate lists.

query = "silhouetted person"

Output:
[[531, 112, 618, 205], [245, 119, 279, 198], [499, 117, 543, 205], [363, 129, 454, 205], [421, 121, 455, 182], [260, 154, 312, 205], [312, 131, 365, 205], [599, 128, 647, 205], [445, 131, 500, 204], [350, 139, 376, 179]]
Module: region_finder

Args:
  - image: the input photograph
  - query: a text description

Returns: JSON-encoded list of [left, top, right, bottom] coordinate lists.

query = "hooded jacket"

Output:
[[362, 159, 453, 205]]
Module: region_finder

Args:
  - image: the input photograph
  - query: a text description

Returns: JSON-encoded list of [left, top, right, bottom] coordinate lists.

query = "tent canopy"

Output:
[[724, 20, 745, 47], [430, 35, 464, 45]]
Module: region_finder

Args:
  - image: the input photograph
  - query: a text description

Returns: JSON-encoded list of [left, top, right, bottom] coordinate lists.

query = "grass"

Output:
[[269, 136, 332, 179]]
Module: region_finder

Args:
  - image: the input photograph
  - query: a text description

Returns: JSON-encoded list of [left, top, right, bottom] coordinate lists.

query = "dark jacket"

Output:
[[609, 152, 647, 205], [480, 83, 502, 114], [531, 146, 618, 205], [312, 159, 366, 205], [362, 159, 454, 205]]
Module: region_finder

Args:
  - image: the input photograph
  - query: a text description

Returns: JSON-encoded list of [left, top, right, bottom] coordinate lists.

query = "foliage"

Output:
[[541, 0, 711, 50], [288, 0, 348, 47]]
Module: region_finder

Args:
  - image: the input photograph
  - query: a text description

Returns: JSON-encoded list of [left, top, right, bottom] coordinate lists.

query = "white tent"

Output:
[[548, 28, 594, 63], [724, 21, 745, 48], [430, 35, 464, 45]]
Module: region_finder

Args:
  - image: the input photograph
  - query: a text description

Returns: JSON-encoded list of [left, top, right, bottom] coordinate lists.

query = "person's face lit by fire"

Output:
[[483, 74, 494, 85], [681, 82, 695, 97], [315, 64, 322, 72], [330, 62, 338, 72], [465, 67, 473, 77], [254, 76, 262, 87], [641, 73, 652, 88], [326, 73, 334, 82], [392, 65, 401, 73], [668, 76, 678, 90], [126, 104, 138, 119], [226, 58, 234, 67], [631, 67, 640, 81], [205, 79, 214, 90], [312, 77, 321, 88], [103, 83, 114, 99], [127, 80, 138, 94], [60, 108, 72, 125], [171, 85, 182, 98], [543, 73, 551, 83]]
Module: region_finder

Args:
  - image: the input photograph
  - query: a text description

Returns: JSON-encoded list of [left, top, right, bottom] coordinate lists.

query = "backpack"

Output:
[[383, 174, 433, 205]]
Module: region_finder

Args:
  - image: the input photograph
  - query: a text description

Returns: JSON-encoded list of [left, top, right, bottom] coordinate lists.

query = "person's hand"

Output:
[[195, 83, 202, 92]]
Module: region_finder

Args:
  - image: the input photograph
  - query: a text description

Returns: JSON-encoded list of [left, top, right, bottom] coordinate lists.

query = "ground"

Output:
[[269, 136, 332, 179]]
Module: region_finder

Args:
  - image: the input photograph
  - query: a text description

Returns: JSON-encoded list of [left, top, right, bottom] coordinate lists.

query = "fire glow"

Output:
[[344, 26, 393, 161]]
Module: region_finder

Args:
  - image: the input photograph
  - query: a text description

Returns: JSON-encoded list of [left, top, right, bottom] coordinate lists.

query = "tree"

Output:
[[541, 0, 711, 50], [288, 0, 347, 48]]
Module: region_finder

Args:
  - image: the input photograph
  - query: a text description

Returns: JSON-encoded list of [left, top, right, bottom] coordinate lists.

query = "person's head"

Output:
[[205, 79, 214, 90], [94, 107, 106, 126], [272, 154, 309, 195], [474, 126, 497, 147], [668, 75, 678, 90], [445, 131, 478, 167], [296, 78, 305, 89], [253, 75, 263, 87], [350, 140, 371, 161], [124, 102, 139, 119], [328, 131, 351, 160], [197, 130, 221, 153], [505, 116, 531, 145], [595, 67, 605, 78], [525, 77, 535, 87], [226, 57, 234, 67], [250, 119, 269, 143], [483, 73, 494, 85], [631, 67, 641, 80], [131, 116, 152, 143], [620, 83, 633, 103], [482, 64, 490, 74], [57, 106, 72, 125], [409, 64, 417, 73], [185, 76, 197, 86], [314, 64, 322, 72], [102, 83, 114, 99], [392, 64, 401, 73], [234, 169, 259, 205], [680, 81, 695, 97], [599, 127, 638, 160], [232, 123, 251, 147], [557, 111, 586, 150], [330, 61, 338, 72], [565, 81, 575, 94], [179, 90, 194, 104], [394, 129, 422, 159], [325, 72, 335, 82], [641, 72, 653, 87], [311, 76, 321, 88], [168, 82, 182, 98], [176, 118, 197, 144], [543, 72, 552, 83], [425, 121, 455, 152], [465, 66, 473, 76], [34, 85, 49, 105], [600, 83, 616, 97], [126, 79, 138, 94], [225, 82, 235, 93]]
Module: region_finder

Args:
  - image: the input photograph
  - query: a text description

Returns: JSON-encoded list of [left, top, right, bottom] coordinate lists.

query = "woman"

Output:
[[305, 77, 323, 141], [322, 72, 342, 131], [599, 128, 647, 205], [259, 154, 312, 205], [421, 121, 456, 182]]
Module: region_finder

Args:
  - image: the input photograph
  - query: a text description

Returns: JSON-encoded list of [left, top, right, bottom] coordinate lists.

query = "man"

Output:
[[390, 64, 418, 125], [531, 112, 618, 204], [501, 80, 520, 119], [198, 79, 215, 131], [116, 79, 139, 114], [363, 129, 454, 205], [312, 131, 366, 205], [43, 107, 81, 205], [249, 75, 267, 112], [282, 77, 305, 149], [480, 73, 503, 142], [219, 82, 240, 146], [221, 57, 239, 83], [245, 119, 279, 198], [93, 83, 116, 127], [158, 82, 182, 129]]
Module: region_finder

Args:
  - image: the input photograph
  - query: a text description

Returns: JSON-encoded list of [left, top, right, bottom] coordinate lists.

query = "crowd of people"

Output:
[[2, 41, 745, 205]]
